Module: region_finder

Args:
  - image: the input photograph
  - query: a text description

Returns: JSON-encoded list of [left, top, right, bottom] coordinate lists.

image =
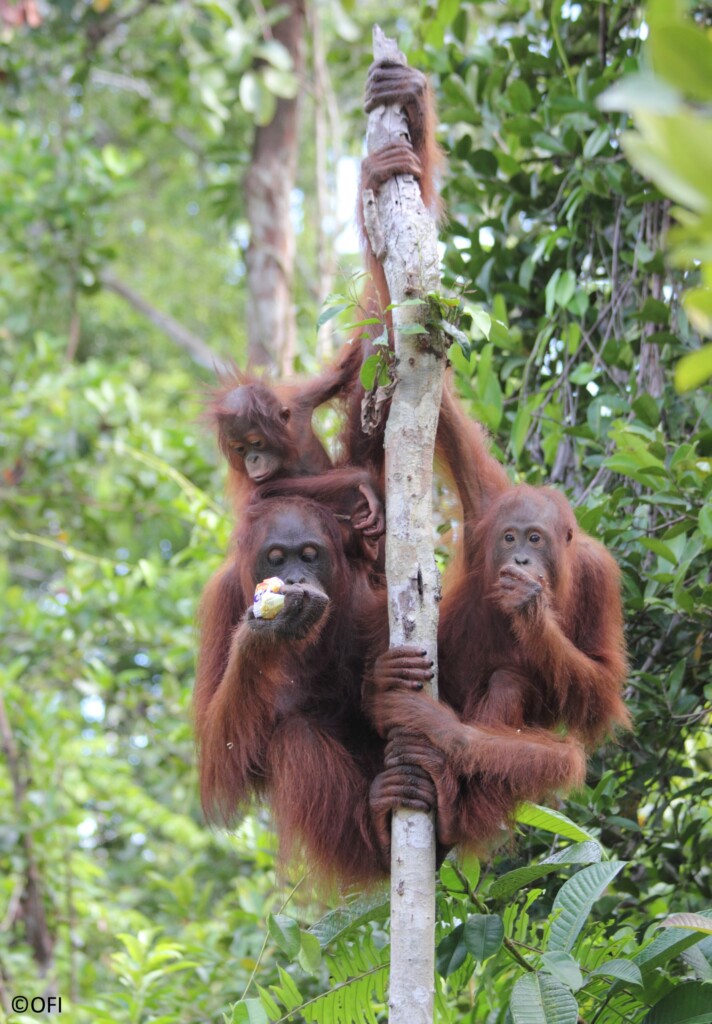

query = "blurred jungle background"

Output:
[[1, 1, 711, 1022]]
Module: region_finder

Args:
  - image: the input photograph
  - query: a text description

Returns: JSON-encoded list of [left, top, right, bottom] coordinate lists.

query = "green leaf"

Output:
[[436, 923, 468, 977], [138, 558, 158, 587], [675, 346, 712, 391], [360, 354, 380, 390], [569, 362, 599, 385], [267, 913, 301, 959], [510, 404, 532, 462], [460, 853, 481, 890], [101, 144, 142, 177], [440, 859, 468, 894], [273, 965, 302, 1010], [515, 804, 598, 844], [548, 862, 626, 953], [448, 342, 475, 375], [639, 537, 678, 564], [231, 1000, 269, 1024], [469, 305, 492, 338], [316, 302, 348, 330], [441, 319, 471, 357], [263, 68, 297, 100], [555, 270, 576, 308], [490, 864, 562, 900], [622, 113, 712, 213], [633, 394, 662, 427], [546, 269, 561, 316], [239, 72, 276, 125], [588, 959, 643, 988], [638, 298, 670, 325], [397, 323, 428, 335], [509, 79, 534, 113], [255, 40, 292, 71], [544, 842, 603, 865], [256, 986, 281, 1019], [583, 125, 610, 160], [533, 132, 570, 156], [298, 931, 322, 974], [463, 914, 504, 962], [642, 982, 712, 1024], [699, 504, 712, 540], [489, 318, 515, 349], [539, 952, 584, 992], [682, 288, 712, 338], [649, 23, 712, 102], [636, 918, 712, 978], [597, 70, 682, 115], [239, 71, 259, 113], [510, 972, 579, 1024], [309, 892, 389, 947]]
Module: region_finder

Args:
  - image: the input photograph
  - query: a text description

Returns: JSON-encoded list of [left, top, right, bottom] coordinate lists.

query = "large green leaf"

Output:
[[548, 862, 626, 952], [490, 864, 563, 900], [515, 804, 598, 844], [463, 914, 504, 962], [589, 959, 643, 988], [642, 983, 712, 1024], [510, 973, 579, 1024], [636, 914, 712, 979], [675, 346, 712, 391]]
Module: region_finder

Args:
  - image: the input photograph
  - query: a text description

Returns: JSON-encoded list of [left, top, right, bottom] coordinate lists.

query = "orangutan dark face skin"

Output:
[[246, 507, 331, 640], [224, 426, 284, 482], [218, 386, 291, 482], [490, 496, 573, 612]]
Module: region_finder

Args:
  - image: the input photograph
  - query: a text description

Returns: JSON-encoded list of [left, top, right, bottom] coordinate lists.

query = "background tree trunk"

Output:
[[244, 0, 305, 373]]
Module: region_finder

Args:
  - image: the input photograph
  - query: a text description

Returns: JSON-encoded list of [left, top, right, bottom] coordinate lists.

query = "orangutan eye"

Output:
[[251, 439, 264, 450], [504, 532, 515, 543], [231, 443, 246, 457], [301, 545, 318, 563], [529, 532, 541, 544], [267, 548, 285, 566]]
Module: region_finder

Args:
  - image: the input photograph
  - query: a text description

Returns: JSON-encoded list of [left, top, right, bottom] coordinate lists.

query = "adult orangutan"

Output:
[[366, 386, 629, 853], [194, 496, 419, 883]]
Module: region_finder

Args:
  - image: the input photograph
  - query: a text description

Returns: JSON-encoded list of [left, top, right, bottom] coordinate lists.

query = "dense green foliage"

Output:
[[1, 1, 710, 1023]]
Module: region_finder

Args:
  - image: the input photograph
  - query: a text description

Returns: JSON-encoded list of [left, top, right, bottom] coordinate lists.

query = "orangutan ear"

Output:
[[279, 406, 291, 424]]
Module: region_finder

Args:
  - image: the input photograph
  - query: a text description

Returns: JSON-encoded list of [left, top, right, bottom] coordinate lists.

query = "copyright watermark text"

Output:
[[11, 995, 63, 1014]]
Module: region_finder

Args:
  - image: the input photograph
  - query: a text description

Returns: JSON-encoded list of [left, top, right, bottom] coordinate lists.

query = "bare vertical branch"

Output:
[[362, 28, 444, 1024]]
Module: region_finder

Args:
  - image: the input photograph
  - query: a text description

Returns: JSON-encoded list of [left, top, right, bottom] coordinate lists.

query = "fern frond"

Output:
[[259, 936, 390, 1024]]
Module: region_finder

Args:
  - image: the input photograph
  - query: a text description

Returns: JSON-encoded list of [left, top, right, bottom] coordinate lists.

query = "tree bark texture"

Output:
[[244, 0, 305, 373], [363, 28, 444, 1024]]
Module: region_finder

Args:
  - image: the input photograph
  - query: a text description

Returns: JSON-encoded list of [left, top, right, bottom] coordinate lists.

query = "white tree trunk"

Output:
[[362, 28, 444, 1024]]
